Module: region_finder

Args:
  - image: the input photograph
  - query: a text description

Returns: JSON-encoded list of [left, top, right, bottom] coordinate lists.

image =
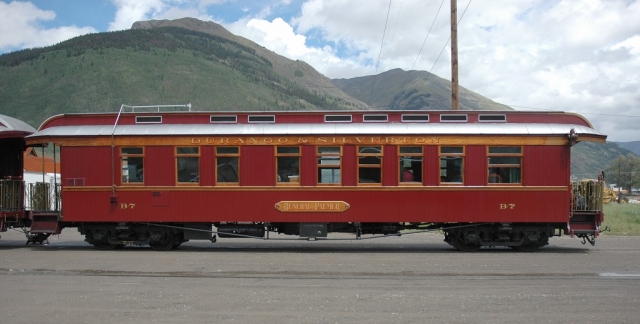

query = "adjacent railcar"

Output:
[[25, 108, 607, 251], [1, 114, 35, 236], [1, 114, 60, 243], [0, 115, 36, 238]]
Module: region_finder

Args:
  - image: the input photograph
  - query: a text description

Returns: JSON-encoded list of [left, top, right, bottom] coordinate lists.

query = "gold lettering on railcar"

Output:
[[499, 204, 516, 210], [120, 203, 136, 209], [274, 201, 350, 213], [188, 136, 448, 145]]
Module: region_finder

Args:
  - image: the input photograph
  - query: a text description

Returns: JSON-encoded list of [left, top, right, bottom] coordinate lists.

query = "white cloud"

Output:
[[109, 0, 168, 31], [108, 0, 221, 30], [249, 0, 639, 141], [0, 1, 96, 51]]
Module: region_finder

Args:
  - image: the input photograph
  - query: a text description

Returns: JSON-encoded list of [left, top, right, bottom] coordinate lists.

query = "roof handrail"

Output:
[[119, 103, 192, 113]]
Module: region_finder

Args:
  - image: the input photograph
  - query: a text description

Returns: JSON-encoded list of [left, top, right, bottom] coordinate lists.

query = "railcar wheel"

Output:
[[451, 237, 481, 252], [149, 235, 175, 251], [512, 234, 548, 252]]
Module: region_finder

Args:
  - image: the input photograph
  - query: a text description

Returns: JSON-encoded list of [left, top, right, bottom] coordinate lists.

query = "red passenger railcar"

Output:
[[25, 107, 607, 251]]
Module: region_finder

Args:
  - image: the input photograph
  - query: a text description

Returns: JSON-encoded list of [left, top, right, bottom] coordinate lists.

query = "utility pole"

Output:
[[618, 156, 621, 203], [450, 0, 459, 111]]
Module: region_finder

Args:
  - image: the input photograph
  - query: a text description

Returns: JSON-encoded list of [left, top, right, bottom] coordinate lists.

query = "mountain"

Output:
[[571, 141, 636, 180], [332, 68, 512, 110], [616, 141, 640, 156], [0, 18, 366, 128], [132, 18, 366, 110]]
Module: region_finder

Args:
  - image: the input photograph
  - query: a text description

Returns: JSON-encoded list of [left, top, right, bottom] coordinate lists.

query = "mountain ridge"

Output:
[[616, 141, 640, 156], [332, 68, 512, 111], [132, 18, 367, 110]]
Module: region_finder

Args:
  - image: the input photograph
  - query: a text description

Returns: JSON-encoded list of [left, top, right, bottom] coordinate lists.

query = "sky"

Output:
[[1, 0, 639, 142]]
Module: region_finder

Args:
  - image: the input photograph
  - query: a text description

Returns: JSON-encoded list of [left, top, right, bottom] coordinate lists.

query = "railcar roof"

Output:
[[0, 114, 37, 139], [27, 122, 604, 138]]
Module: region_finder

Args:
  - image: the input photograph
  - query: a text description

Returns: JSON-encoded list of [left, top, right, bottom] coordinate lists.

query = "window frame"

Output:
[[175, 146, 200, 185], [439, 146, 465, 185], [487, 146, 523, 185], [357, 145, 383, 186], [275, 146, 301, 186], [316, 146, 342, 185], [398, 146, 423, 185], [215, 146, 240, 186], [120, 147, 144, 185]]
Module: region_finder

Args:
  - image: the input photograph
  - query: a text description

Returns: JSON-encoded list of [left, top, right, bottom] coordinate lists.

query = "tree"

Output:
[[605, 154, 640, 192]]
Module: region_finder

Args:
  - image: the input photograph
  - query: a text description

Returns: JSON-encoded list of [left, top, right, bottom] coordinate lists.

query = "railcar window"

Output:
[[401, 114, 429, 122], [176, 147, 199, 184], [276, 147, 300, 185], [399, 146, 422, 184], [317, 146, 341, 184], [216, 147, 239, 184], [487, 147, 522, 184], [440, 146, 464, 184], [358, 146, 382, 185], [121, 147, 144, 184], [363, 114, 388, 122]]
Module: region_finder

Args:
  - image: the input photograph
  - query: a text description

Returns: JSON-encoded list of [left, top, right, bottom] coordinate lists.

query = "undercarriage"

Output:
[[75, 221, 580, 252]]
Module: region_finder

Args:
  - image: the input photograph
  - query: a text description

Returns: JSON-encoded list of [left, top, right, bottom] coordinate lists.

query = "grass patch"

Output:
[[602, 203, 640, 235]]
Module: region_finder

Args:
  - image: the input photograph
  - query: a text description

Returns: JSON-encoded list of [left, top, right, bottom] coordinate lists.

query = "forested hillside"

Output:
[[0, 25, 364, 128], [571, 141, 636, 179]]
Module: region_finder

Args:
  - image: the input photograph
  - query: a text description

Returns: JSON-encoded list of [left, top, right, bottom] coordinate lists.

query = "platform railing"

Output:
[[1, 179, 24, 211], [26, 182, 61, 212], [571, 180, 603, 212]]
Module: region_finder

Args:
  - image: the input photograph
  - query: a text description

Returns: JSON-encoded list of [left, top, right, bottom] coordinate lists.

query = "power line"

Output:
[[368, 0, 394, 106], [416, 0, 473, 95], [400, 0, 446, 90], [387, 0, 404, 50]]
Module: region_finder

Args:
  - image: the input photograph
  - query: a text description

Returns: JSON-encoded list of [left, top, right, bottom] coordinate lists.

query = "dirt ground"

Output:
[[1, 229, 639, 323]]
